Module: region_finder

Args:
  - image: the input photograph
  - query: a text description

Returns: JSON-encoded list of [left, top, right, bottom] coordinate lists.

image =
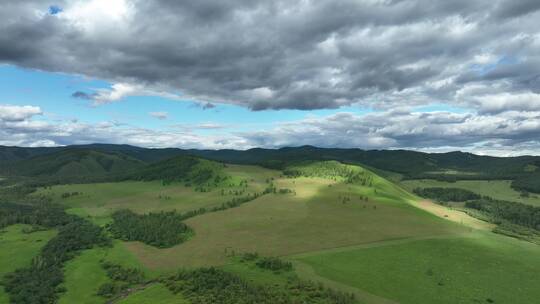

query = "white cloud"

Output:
[[149, 111, 168, 120], [0, 105, 42, 121], [90, 83, 185, 105]]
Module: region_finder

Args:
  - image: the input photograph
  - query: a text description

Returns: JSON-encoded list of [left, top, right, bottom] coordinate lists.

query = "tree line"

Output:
[[163, 267, 357, 304], [465, 197, 540, 231], [413, 187, 481, 203]]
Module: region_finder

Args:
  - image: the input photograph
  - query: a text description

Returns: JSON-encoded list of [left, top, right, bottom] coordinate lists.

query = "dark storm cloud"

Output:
[[1, 0, 539, 111]]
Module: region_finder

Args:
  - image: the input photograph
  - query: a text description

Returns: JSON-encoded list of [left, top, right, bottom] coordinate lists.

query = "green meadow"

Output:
[[17, 160, 540, 304], [0, 225, 56, 303], [58, 240, 155, 304], [295, 232, 540, 304]]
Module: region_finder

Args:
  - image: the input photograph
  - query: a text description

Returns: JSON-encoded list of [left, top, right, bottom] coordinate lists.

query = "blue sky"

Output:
[[0, 65, 376, 135]]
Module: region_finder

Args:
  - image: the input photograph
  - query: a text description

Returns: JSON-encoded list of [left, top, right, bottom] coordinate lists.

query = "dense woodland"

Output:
[[413, 187, 481, 202], [512, 172, 540, 194], [465, 198, 540, 231], [163, 267, 357, 304], [126, 155, 227, 187], [108, 210, 192, 248]]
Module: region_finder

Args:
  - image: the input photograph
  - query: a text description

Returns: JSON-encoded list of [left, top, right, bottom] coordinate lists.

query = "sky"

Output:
[[1, 0, 540, 156]]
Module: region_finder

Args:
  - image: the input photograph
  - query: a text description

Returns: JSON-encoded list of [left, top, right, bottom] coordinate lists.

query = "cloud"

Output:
[[2, 102, 540, 156], [0, 105, 42, 121], [1, 1, 539, 111], [202, 102, 216, 110], [241, 110, 540, 154], [149, 111, 168, 120], [71, 91, 95, 100]]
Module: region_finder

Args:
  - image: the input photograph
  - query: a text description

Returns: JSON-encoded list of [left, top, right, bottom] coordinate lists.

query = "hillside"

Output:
[[126, 154, 228, 187], [3, 144, 538, 184], [4, 149, 145, 180], [2, 157, 540, 304]]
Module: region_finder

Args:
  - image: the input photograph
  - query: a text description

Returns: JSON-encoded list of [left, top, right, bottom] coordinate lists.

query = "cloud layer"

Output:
[[1, 103, 539, 156], [1, 0, 540, 111]]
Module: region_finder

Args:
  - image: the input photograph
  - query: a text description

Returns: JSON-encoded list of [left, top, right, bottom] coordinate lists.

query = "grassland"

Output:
[[58, 247, 110, 304], [401, 179, 540, 206], [124, 174, 464, 270], [34, 164, 279, 227], [58, 240, 157, 304], [0, 225, 56, 303], [295, 232, 540, 304], [25, 161, 540, 304]]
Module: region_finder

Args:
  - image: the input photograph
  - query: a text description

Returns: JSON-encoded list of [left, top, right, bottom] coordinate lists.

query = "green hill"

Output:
[[5, 149, 145, 179], [2, 144, 540, 185], [127, 154, 228, 187]]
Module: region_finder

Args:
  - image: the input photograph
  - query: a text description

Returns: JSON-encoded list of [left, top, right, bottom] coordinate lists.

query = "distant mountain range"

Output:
[[1, 144, 539, 192]]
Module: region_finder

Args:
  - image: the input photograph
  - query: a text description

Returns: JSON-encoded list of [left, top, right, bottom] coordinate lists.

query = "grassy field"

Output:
[[124, 175, 464, 270], [296, 232, 540, 304], [34, 164, 280, 226], [58, 240, 157, 304], [58, 247, 110, 304], [118, 284, 189, 304], [25, 161, 540, 303], [0, 225, 56, 303], [401, 179, 540, 206]]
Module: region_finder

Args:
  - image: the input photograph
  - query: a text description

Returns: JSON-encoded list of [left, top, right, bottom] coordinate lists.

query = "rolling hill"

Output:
[[3, 148, 145, 180]]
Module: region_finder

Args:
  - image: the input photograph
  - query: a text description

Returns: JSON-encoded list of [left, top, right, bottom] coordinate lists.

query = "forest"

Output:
[[465, 197, 540, 231], [413, 187, 481, 202], [108, 210, 192, 248], [512, 172, 540, 194]]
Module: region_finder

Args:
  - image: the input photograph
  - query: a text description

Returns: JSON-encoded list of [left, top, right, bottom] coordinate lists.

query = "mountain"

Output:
[[127, 154, 227, 186], [4, 148, 145, 179], [1, 144, 539, 182]]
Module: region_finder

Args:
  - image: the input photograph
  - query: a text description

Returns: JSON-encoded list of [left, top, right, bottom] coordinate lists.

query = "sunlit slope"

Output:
[[125, 161, 465, 270]]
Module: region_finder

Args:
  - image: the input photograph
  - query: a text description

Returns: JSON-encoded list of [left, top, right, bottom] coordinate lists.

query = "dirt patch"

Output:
[[414, 200, 495, 231]]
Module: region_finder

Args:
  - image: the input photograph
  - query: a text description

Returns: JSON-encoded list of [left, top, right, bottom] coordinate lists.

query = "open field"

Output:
[[295, 232, 540, 304], [58, 247, 110, 304], [0, 225, 56, 303], [58, 240, 157, 304], [18, 160, 540, 304], [124, 176, 465, 270], [34, 164, 280, 226], [401, 179, 540, 206]]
